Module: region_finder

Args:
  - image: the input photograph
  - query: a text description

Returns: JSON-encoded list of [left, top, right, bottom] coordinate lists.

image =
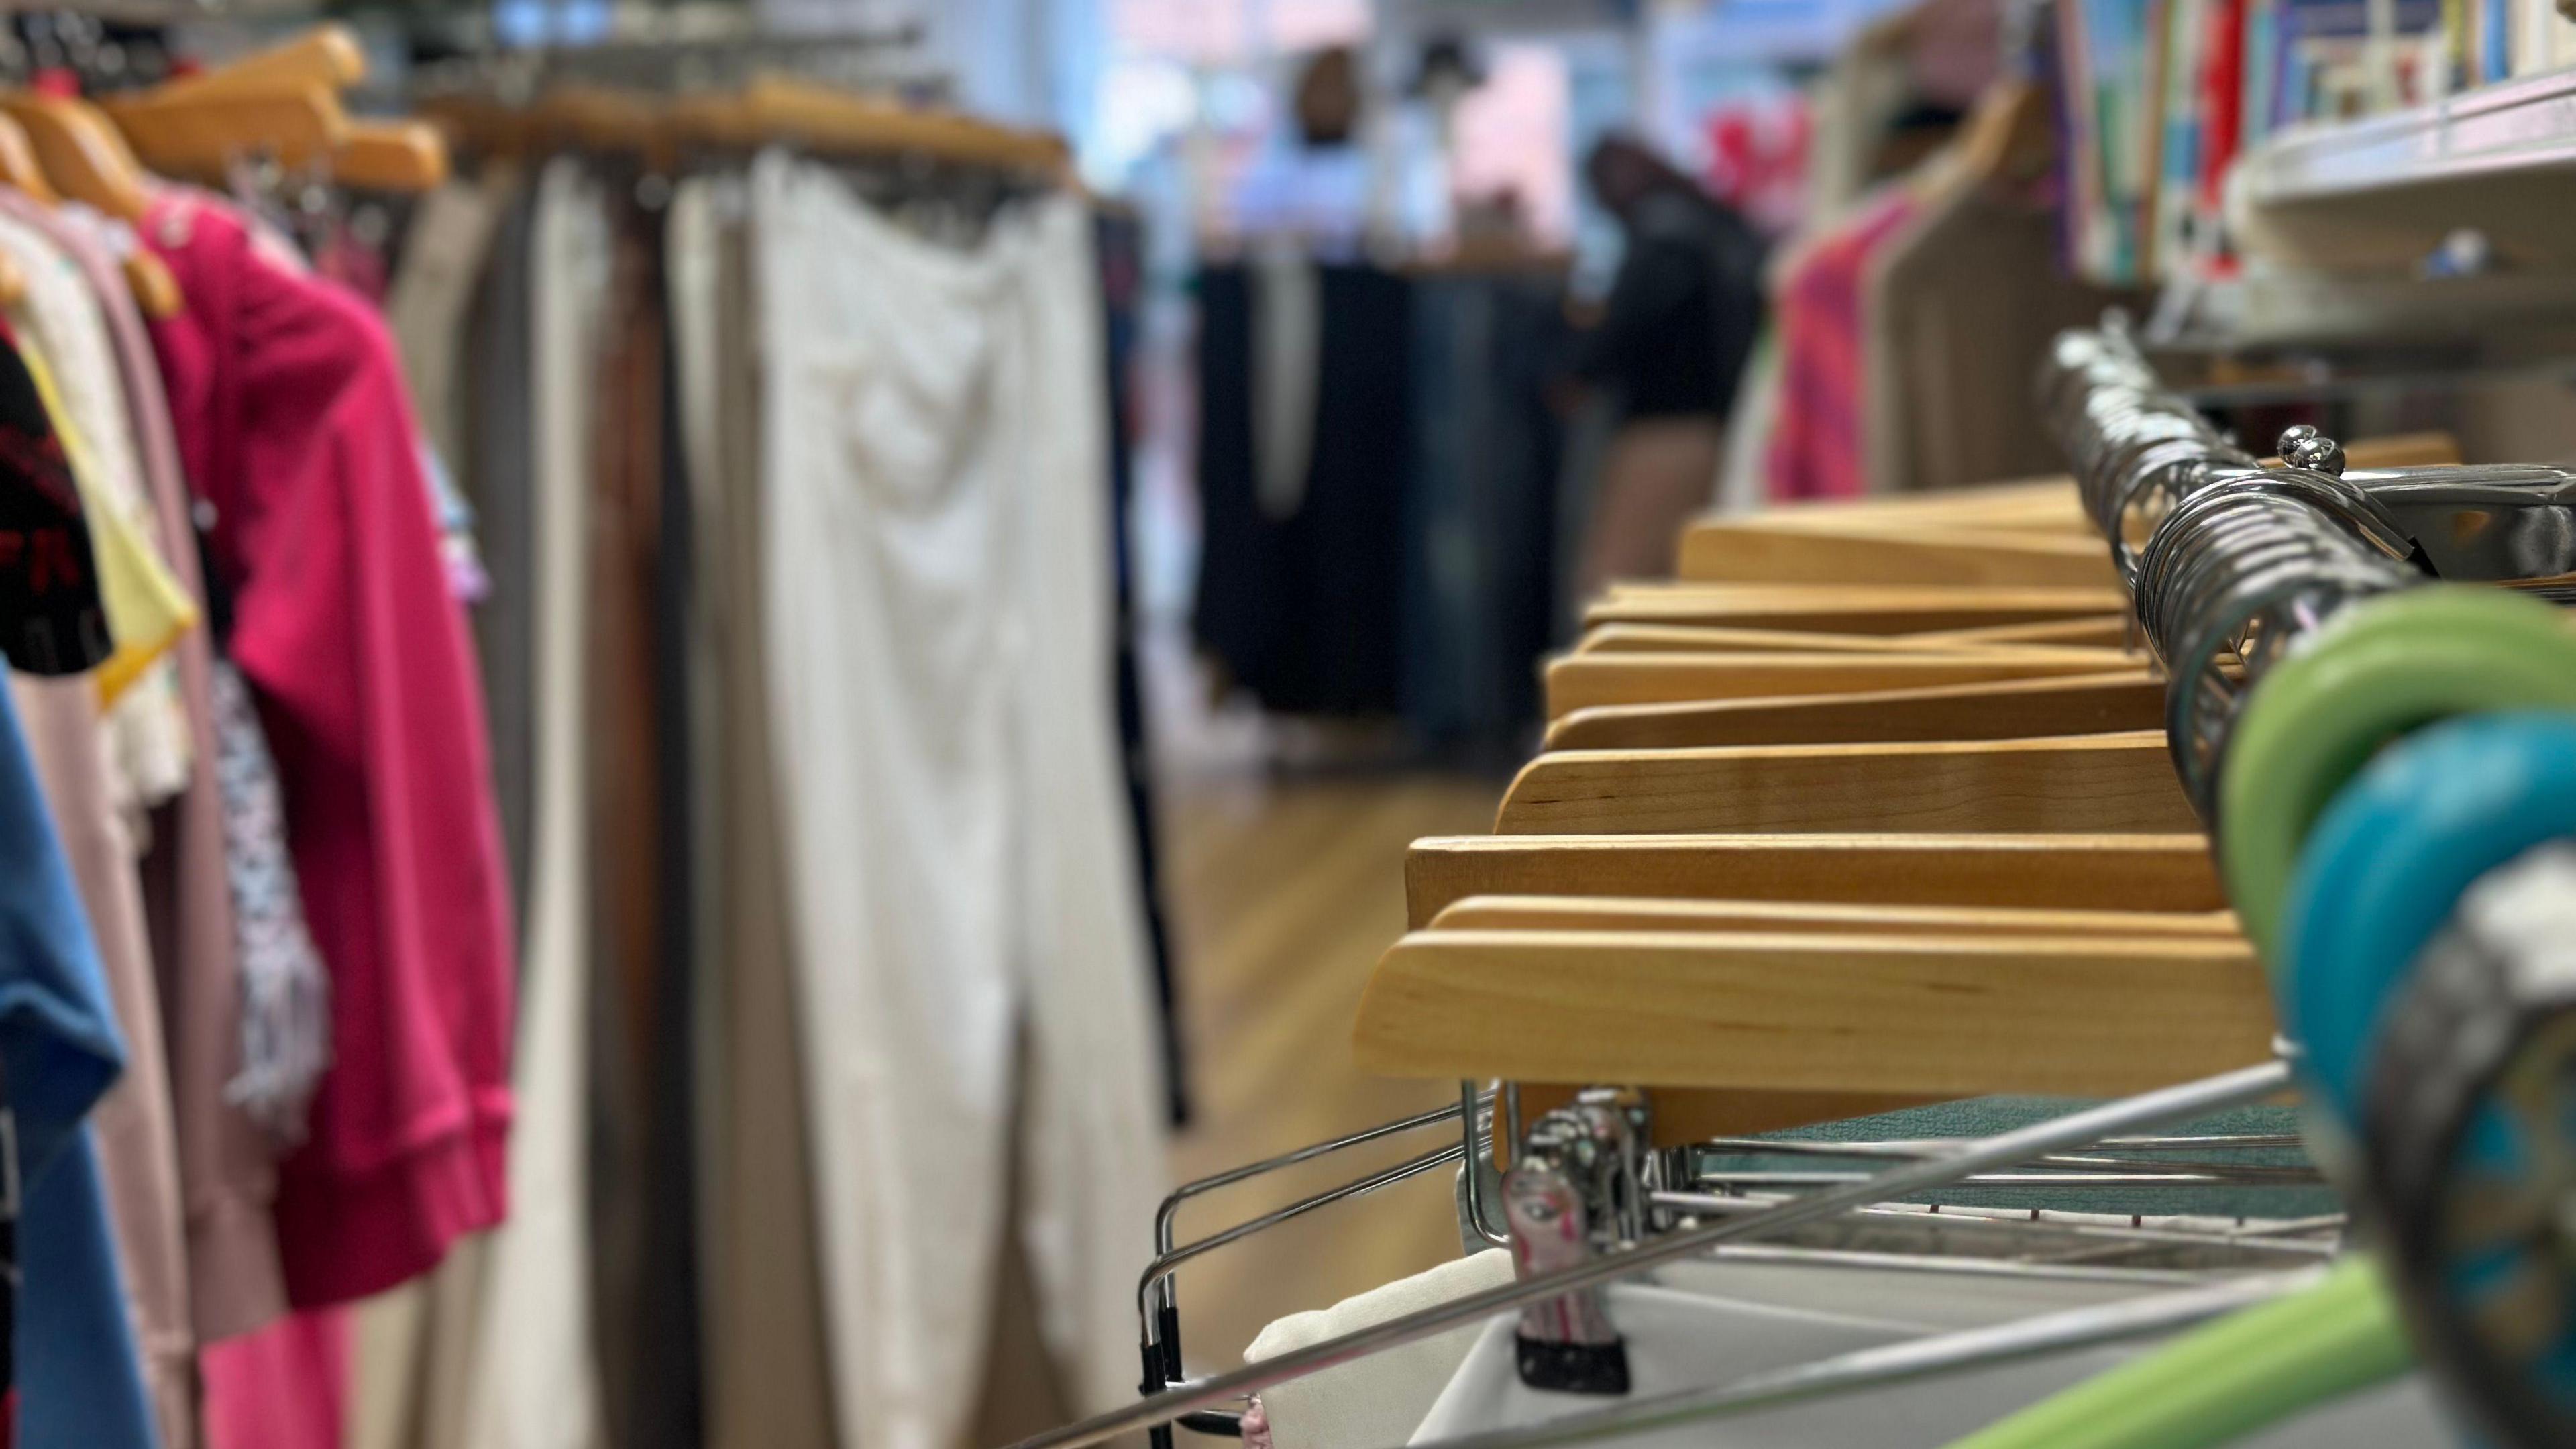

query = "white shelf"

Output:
[[2235, 68, 2576, 204], [2228, 70, 2576, 272]]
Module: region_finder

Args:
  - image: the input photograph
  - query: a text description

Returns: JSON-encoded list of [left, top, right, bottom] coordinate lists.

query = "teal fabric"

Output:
[[1700, 1099, 2337, 1220]]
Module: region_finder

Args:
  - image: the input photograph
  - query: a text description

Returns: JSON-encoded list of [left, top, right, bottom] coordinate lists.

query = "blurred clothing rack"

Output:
[[410, 21, 938, 104]]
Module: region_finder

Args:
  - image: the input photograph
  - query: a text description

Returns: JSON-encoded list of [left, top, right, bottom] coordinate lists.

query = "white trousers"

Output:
[[753, 151, 1167, 1449]]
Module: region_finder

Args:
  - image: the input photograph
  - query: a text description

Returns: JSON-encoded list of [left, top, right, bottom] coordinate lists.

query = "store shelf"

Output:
[[2183, 269, 2576, 347], [2234, 68, 2576, 205], [2228, 72, 2576, 272]]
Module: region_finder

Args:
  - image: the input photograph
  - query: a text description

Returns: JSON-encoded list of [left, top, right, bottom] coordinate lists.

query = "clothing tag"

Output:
[[0, 335, 110, 676]]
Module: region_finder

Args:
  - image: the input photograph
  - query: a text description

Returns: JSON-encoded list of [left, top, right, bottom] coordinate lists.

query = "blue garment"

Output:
[[0, 683, 158, 1449]]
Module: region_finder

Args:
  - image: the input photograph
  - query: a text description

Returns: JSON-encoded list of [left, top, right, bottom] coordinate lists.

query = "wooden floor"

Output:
[[1156, 765, 1505, 1376]]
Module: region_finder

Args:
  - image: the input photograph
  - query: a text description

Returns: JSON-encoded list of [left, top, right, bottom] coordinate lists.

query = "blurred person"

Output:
[[1569, 133, 1767, 599], [1228, 46, 1379, 253]]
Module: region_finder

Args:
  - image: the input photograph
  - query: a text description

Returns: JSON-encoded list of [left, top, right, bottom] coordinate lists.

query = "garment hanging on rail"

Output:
[[691, 169, 841, 1449], [10, 673, 192, 1449], [459, 156, 608, 1449], [1193, 259, 1413, 718], [0, 667, 159, 1449], [0, 204, 199, 1449], [753, 150, 1167, 1446], [144, 188, 517, 1311]]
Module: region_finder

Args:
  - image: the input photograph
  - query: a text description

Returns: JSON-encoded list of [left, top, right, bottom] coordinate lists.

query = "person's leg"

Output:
[[1575, 416, 1727, 599]]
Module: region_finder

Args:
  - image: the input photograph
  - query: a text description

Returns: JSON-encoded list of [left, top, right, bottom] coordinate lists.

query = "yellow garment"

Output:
[[17, 337, 197, 702]]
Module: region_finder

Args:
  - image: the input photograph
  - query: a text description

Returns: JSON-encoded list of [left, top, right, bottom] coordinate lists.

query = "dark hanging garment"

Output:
[[635, 197, 706, 1449], [464, 184, 542, 924], [0, 332, 110, 679], [0, 1053, 17, 1426], [1097, 211, 1190, 1127], [1192, 261, 1413, 718]]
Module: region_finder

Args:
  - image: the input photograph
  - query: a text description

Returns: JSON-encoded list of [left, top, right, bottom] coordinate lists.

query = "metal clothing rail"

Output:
[[998, 1061, 2296, 1449], [2038, 323, 2576, 815]]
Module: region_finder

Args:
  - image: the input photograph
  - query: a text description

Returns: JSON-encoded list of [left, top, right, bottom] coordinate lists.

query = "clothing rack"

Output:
[[409, 23, 936, 107], [1005, 311, 2576, 1449]]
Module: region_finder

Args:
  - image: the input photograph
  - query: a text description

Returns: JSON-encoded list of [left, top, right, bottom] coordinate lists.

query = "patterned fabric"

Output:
[[0, 330, 109, 677], [207, 659, 329, 1146], [1765, 188, 1917, 502]]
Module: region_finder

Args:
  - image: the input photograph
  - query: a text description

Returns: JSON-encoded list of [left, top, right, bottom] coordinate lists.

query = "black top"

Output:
[[0, 337, 110, 677], [1579, 191, 1767, 421]]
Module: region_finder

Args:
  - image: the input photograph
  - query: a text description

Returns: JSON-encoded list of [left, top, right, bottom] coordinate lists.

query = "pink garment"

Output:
[[203, 1308, 350, 1449], [1766, 189, 1917, 502], [0, 190, 291, 1348], [142, 191, 516, 1309]]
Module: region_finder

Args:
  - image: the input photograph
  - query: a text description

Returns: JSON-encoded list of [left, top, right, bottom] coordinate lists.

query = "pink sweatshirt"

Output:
[[144, 191, 516, 1308]]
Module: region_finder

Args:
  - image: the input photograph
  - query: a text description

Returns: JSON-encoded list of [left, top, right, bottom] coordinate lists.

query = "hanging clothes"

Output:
[[1766, 186, 1920, 502], [1192, 260, 1413, 716], [459, 156, 609, 1449], [202, 1307, 348, 1449], [752, 152, 1167, 1446], [11, 670, 195, 1449], [0, 211, 196, 810], [384, 173, 513, 482], [342, 169, 537, 1449], [0, 194, 299, 1352], [0, 323, 112, 678], [1093, 207, 1189, 1126], [1403, 268, 1570, 753], [141, 189, 516, 1309], [0, 672, 160, 1449], [1863, 182, 2135, 494], [692, 172, 841, 1449], [1244, 1248, 1516, 1449]]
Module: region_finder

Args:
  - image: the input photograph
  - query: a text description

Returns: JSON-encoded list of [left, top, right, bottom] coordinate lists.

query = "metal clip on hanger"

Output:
[[1506, 1093, 1651, 1395]]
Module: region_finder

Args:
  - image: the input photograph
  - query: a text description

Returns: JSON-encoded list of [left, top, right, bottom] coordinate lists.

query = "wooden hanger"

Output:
[[1575, 625, 2133, 661], [1352, 928, 2275, 1108], [1543, 647, 2136, 717], [151, 24, 367, 103], [417, 93, 537, 161], [0, 114, 48, 310], [1426, 894, 2241, 938], [0, 93, 182, 319], [1383, 924, 2273, 1152], [1675, 518, 2118, 588], [1910, 615, 2135, 647], [1496, 731, 2198, 836], [1544, 669, 2165, 751], [116, 27, 445, 192], [529, 84, 666, 160], [334, 119, 449, 192], [1585, 584, 2131, 635], [1664, 434, 2464, 584], [0, 113, 58, 207], [1945, 78, 2057, 195], [1403, 832, 2226, 928], [1576, 621, 2123, 659], [0, 92, 150, 217], [1746, 477, 2092, 535], [694, 75, 1073, 180], [103, 82, 351, 182]]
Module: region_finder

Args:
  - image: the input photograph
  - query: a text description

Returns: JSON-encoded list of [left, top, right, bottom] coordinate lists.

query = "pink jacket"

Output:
[[144, 192, 516, 1308]]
